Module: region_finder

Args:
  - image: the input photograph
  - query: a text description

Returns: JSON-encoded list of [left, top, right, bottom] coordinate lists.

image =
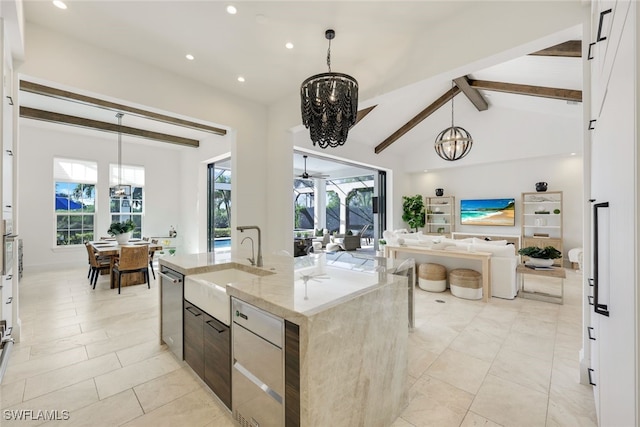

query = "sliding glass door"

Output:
[[207, 159, 231, 252]]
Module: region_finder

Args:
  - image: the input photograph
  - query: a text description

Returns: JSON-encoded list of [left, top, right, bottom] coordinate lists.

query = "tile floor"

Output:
[[0, 265, 596, 426]]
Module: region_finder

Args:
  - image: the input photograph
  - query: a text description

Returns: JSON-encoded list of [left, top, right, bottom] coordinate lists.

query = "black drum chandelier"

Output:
[[434, 81, 473, 161], [300, 29, 358, 149]]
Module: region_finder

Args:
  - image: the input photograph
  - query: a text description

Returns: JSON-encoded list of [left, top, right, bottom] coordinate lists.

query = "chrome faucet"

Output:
[[241, 236, 255, 266], [236, 225, 263, 267]]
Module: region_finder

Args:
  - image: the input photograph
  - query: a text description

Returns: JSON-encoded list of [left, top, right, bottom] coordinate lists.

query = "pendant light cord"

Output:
[[116, 112, 124, 187], [326, 38, 332, 72], [450, 81, 455, 128]]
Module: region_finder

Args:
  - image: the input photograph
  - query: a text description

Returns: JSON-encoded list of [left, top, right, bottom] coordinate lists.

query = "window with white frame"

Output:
[[54, 158, 97, 245], [109, 164, 145, 238]]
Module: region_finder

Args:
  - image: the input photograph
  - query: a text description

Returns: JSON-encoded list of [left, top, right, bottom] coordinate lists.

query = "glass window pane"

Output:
[[82, 184, 96, 213], [54, 171, 96, 246], [57, 215, 69, 229], [69, 230, 84, 245], [56, 231, 69, 246], [132, 187, 142, 200], [83, 215, 94, 228], [69, 215, 83, 230]]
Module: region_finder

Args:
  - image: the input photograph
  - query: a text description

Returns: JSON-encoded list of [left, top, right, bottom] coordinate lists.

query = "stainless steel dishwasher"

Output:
[[159, 266, 184, 360], [231, 297, 284, 427]]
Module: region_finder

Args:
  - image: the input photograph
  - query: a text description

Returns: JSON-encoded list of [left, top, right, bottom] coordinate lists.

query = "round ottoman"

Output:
[[449, 269, 482, 300], [418, 263, 447, 292]]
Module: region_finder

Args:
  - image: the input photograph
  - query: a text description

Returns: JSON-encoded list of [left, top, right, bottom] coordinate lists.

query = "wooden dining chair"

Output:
[[112, 245, 150, 294], [85, 242, 111, 287], [148, 239, 158, 280]]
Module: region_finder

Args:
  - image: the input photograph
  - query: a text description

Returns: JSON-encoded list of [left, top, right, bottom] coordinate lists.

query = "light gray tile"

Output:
[[121, 388, 232, 427], [460, 411, 503, 427], [132, 367, 201, 413], [426, 349, 491, 395], [85, 328, 158, 359], [11, 265, 596, 427], [2, 347, 88, 385], [94, 352, 181, 400], [470, 374, 548, 427], [489, 347, 552, 394], [40, 389, 143, 427], [3, 379, 98, 427], [23, 353, 121, 401]]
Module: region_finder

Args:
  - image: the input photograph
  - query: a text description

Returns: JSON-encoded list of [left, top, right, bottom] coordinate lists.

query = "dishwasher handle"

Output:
[[159, 271, 183, 283]]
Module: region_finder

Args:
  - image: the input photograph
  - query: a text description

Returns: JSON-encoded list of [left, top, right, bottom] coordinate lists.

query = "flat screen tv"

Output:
[[460, 198, 515, 226]]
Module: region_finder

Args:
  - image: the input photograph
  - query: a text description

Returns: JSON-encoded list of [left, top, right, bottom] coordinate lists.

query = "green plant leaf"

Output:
[[402, 195, 425, 232], [107, 219, 136, 236], [518, 246, 562, 259]]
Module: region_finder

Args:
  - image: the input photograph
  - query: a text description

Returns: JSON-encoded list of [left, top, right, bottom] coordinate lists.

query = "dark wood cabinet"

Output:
[[203, 312, 231, 409], [183, 301, 204, 377], [183, 299, 231, 410]]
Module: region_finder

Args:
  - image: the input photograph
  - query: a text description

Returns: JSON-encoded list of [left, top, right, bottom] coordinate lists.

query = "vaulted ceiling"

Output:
[[18, 1, 584, 176]]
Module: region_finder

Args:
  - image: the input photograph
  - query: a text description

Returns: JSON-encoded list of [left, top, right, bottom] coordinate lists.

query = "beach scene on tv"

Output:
[[460, 198, 516, 226]]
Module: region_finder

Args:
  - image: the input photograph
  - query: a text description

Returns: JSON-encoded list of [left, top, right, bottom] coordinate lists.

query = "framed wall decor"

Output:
[[460, 198, 515, 226]]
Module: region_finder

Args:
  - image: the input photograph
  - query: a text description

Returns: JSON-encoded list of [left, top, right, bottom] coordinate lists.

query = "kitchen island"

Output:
[[159, 252, 409, 427]]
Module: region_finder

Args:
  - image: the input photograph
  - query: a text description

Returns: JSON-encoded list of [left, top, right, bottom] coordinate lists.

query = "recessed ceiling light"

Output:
[[570, 152, 577, 156], [53, 0, 67, 9], [185, 54, 194, 61], [237, 76, 245, 83], [226, 5, 237, 15], [423, 170, 429, 173], [285, 42, 294, 50]]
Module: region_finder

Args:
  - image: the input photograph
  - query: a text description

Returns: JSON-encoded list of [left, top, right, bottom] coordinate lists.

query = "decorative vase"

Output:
[[535, 182, 548, 192], [527, 257, 554, 267], [435, 188, 444, 197], [115, 232, 132, 245]]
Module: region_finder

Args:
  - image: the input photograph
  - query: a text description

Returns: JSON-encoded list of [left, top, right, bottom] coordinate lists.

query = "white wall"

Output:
[[410, 155, 584, 258]]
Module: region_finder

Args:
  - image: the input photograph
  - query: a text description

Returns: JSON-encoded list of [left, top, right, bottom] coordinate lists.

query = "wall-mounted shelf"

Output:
[[425, 196, 455, 236], [521, 191, 563, 266]]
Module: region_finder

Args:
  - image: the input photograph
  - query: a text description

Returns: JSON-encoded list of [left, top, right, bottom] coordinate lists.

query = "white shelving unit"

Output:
[[520, 191, 563, 266], [425, 196, 455, 236]]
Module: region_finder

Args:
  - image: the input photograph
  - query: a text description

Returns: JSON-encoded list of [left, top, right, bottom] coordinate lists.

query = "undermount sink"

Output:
[[184, 266, 272, 326]]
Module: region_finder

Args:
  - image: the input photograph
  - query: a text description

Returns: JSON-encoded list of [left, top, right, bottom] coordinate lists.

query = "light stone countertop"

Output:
[[159, 251, 408, 323], [160, 251, 410, 426]]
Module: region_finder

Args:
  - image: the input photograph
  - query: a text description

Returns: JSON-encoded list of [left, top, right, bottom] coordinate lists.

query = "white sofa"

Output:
[[383, 231, 518, 299]]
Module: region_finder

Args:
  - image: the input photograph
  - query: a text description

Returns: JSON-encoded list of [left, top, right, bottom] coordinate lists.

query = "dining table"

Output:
[[89, 239, 163, 289]]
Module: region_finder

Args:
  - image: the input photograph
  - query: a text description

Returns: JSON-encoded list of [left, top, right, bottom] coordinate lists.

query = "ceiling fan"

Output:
[[296, 155, 329, 179]]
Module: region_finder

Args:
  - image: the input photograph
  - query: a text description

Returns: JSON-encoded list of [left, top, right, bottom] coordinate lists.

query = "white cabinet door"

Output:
[[589, 4, 637, 425], [591, 0, 632, 118]]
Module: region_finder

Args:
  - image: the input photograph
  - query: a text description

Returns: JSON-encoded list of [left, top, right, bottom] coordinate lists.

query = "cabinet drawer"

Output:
[[233, 323, 284, 397], [204, 312, 231, 409], [183, 300, 204, 377]]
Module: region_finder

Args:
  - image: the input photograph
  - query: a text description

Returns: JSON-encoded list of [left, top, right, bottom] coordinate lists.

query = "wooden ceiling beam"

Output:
[[453, 76, 488, 111], [20, 107, 200, 148], [529, 40, 582, 57], [355, 105, 377, 125], [375, 86, 461, 154], [20, 80, 227, 136], [467, 79, 582, 102]]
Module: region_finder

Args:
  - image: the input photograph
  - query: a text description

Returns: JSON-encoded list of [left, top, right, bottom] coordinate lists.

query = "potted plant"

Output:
[[108, 219, 136, 245], [518, 245, 562, 267], [402, 195, 425, 232]]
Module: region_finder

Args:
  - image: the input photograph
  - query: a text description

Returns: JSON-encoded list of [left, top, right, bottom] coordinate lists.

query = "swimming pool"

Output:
[[214, 237, 231, 249]]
